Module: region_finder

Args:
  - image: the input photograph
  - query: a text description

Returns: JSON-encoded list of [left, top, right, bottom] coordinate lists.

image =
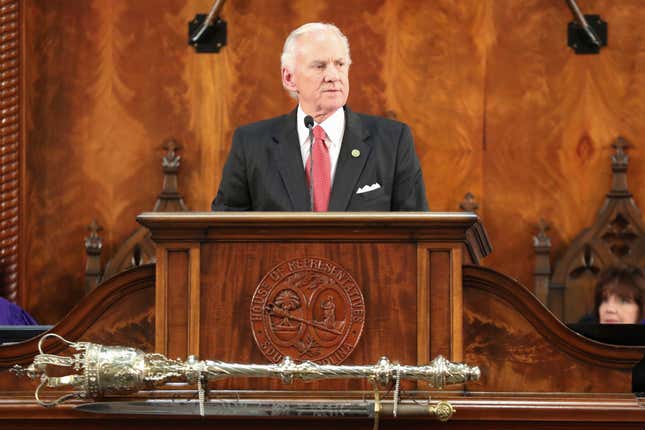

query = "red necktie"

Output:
[[305, 125, 331, 211]]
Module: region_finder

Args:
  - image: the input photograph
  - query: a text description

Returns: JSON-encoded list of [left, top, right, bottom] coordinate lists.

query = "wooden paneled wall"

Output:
[[20, 0, 645, 323]]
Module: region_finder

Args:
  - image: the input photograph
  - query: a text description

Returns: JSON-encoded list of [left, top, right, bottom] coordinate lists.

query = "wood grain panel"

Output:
[[463, 265, 644, 393], [165, 249, 189, 358], [465, 288, 631, 392], [24, 0, 105, 322], [481, 0, 645, 289], [199, 241, 417, 390], [17, 0, 645, 324], [381, 1, 488, 211], [23, 1, 206, 322]]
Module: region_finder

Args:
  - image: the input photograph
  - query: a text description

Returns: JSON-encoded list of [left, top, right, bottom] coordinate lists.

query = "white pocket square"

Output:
[[356, 183, 381, 194]]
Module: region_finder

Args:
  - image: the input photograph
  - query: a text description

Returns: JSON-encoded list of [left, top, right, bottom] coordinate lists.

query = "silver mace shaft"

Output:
[[12, 334, 480, 410], [184, 354, 478, 387]]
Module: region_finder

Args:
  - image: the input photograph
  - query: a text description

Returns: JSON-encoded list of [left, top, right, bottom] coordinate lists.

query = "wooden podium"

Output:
[[137, 212, 490, 375], [1, 212, 644, 428]]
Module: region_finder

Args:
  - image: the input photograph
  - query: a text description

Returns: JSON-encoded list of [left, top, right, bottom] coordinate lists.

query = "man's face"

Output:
[[282, 31, 350, 121]]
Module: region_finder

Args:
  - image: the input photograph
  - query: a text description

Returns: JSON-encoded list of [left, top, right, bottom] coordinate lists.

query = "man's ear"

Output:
[[281, 67, 298, 92]]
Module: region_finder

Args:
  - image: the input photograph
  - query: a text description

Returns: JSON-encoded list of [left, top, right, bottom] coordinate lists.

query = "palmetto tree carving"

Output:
[[274, 289, 300, 327]]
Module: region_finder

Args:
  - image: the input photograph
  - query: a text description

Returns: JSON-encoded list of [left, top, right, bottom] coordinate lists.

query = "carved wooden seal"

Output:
[[250, 257, 365, 364]]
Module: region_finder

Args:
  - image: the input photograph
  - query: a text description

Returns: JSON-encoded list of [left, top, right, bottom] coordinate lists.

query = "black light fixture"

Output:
[[188, 0, 227, 53], [566, 0, 606, 54]]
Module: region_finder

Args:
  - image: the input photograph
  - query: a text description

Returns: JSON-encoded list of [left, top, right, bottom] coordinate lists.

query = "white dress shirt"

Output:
[[297, 105, 345, 185]]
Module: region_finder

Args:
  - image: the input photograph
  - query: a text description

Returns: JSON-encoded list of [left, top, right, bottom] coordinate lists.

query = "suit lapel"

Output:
[[273, 109, 310, 211], [328, 107, 371, 211]]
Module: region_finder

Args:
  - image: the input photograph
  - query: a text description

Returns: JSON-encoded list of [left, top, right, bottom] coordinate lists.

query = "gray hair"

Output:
[[281, 22, 351, 98]]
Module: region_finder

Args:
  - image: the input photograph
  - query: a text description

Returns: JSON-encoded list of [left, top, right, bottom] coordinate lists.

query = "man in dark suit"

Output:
[[212, 22, 428, 212]]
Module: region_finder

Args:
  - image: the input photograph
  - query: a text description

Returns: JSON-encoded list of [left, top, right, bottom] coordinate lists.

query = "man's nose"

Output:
[[324, 65, 339, 81]]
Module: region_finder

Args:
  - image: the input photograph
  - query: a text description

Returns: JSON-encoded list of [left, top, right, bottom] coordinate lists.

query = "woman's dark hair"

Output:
[[594, 265, 645, 322]]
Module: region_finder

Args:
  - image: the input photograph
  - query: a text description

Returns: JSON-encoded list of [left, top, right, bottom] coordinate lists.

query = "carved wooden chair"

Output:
[[84, 139, 189, 293], [533, 137, 645, 322]]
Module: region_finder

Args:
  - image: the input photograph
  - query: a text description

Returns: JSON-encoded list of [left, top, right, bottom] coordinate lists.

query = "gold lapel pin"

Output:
[[351, 149, 360, 158]]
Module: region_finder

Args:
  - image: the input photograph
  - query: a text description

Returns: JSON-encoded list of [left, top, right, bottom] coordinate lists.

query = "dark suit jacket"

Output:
[[212, 106, 428, 211]]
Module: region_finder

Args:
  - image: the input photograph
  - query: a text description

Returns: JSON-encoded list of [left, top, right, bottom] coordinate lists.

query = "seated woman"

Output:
[[0, 296, 38, 325], [594, 265, 645, 324]]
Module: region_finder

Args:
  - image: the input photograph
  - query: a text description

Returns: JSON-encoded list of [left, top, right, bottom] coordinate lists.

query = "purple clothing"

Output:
[[0, 297, 38, 325]]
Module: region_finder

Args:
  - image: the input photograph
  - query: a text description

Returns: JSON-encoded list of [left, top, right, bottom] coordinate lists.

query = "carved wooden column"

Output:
[[417, 243, 463, 363], [0, 0, 21, 303], [155, 243, 201, 357]]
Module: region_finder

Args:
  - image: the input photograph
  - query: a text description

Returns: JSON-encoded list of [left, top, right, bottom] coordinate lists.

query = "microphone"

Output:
[[304, 115, 315, 211]]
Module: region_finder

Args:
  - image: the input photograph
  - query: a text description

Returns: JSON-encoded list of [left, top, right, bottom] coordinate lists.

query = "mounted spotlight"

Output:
[[566, 0, 606, 54], [188, 0, 227, 53]]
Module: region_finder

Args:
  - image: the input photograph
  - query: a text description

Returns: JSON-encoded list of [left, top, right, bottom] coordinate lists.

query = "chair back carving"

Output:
[[534, 137, 645, 322], [84, 139, 189, 293], [459, 192, 479, 213]]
